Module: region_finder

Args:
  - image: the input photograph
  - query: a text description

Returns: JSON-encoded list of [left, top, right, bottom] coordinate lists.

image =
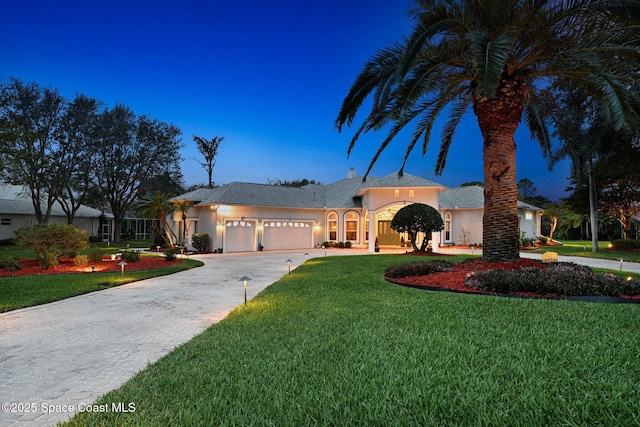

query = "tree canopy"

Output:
[[391, 203, 444, 252], [336, 0, 640, 262]]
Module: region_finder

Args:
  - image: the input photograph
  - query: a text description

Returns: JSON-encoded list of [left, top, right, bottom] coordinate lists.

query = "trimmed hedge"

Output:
[[610, 239, 640, 251], [465, 262, 640, 297], [384, 260, 455, 279]]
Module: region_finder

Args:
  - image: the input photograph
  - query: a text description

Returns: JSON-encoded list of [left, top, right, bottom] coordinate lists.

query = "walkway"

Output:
[[0, 248, 637, 426]]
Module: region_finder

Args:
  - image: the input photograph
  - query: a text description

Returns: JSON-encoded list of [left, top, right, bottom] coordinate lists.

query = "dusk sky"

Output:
[[2, 0, 571, 200]]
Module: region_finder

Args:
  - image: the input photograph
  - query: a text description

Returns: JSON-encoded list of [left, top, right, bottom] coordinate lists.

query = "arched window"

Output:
[[327, 212, 338, 241], [344, 211, 359, 242], [444, 211, 452, 243]]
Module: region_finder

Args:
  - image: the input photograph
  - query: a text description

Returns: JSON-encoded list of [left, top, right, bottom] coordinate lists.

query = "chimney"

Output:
[[347, 167, 356, 179]]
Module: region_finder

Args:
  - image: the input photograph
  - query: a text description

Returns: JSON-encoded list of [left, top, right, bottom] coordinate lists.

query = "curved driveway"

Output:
[[0, 248, 638, 426], [0, 249, 361, 426]]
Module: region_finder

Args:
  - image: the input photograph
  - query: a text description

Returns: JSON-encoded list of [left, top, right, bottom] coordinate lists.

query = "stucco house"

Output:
[[170, 169, 543, 253], [0, 184, 112, 240]]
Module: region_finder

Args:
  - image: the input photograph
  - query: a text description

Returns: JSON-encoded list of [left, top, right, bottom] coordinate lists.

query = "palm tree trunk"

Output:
[[474, 78, 525, 262]]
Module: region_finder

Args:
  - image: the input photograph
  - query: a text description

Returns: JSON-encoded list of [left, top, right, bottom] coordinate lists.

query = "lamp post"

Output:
[[304, 253, 309, 261], [239, 276, 251, 305], [119, 261, 127, 278], [619, 258, 624, 271], [286, 259, 293, 274]]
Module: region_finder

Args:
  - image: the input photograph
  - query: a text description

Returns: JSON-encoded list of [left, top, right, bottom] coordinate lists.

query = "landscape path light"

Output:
[[119, 261, 128, 278], [286, 259, 293, 274], [619, 258, 624, 271], [304, 253, 309, 261], [239, 276, 252, 305]]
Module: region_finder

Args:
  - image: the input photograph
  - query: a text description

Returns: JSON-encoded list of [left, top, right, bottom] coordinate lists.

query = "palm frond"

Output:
[[435, 96, 470, 175], [471, 29, 517, 98]]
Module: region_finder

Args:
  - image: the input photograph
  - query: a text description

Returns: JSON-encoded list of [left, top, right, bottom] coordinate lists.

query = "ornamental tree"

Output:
[[391, 203, 444, 252]]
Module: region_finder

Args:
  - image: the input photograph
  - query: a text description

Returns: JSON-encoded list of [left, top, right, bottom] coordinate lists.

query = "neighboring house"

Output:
[[0, 184, 113, 240], [170, 169, 544, 253]]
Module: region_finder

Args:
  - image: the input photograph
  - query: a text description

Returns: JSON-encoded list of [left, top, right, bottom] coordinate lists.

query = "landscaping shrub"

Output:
[[464, 262, 640, 297], [0, 255, 21, 271], [610, 239, 640, 251], [337, 241, 345, 248], [88, 247, 103, 263], [74, 255, 89, 267], [15, 224, 89, 269], [345, 241, 352, 248], [121, 250, 140, 262], [191, 233, 210, 252], [164, 248, 179, 261], [88, 235, 103, 243], [384, 260, 455, 279], [40, 248, 60, 269]]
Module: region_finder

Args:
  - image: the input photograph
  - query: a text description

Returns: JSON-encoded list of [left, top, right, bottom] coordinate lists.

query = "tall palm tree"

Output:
[[336, 0, 640, 262], [137, 191, 177, 248], [173, 199, 195, 244]]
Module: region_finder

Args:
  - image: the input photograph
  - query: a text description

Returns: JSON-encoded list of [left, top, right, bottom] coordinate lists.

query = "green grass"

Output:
[[0, 258, 203, 313], [531, 239, 640, 263], [63, 255, 640, 426]]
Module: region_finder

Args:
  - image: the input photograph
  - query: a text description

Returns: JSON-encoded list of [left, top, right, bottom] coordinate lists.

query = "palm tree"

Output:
[[336, 0, 640, 262], [137, 191, 177, 248], [173, 199, 195, 244]]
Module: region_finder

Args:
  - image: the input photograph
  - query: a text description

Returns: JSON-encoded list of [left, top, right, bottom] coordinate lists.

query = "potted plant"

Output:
[[374, 237, 380, 252]]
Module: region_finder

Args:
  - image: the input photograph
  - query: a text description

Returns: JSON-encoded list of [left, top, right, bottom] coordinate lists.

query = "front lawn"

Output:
[[0, 258, 203, 312], [63, 255, 640, 426]]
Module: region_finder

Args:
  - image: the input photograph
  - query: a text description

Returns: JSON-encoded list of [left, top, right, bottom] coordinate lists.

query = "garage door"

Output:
[[262, 221, 312, 250], [225, 220, 255, 252]]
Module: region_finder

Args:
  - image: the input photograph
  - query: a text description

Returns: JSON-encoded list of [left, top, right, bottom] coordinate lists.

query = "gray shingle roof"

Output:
[[173, 172, 445, 209], [439, 185, 544, 211], [0, 184, 111, 218], [439, 186, 485, 209]]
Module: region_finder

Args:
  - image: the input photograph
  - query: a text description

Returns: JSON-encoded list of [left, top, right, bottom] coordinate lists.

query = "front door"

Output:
[[377, 220, 400, 245]]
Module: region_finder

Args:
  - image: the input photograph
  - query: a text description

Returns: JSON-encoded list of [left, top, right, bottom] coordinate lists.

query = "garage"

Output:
[[224, 220, 256, 252], [262, 221, 312, 250]]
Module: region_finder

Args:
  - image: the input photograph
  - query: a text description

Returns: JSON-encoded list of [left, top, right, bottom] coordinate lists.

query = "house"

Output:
[[0, 184, 113, 240], [170, 169, 543, 253]]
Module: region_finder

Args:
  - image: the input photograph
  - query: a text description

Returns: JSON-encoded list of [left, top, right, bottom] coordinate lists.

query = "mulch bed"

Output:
[[0, 256, 181, 277], [388, 257, 640, 303]]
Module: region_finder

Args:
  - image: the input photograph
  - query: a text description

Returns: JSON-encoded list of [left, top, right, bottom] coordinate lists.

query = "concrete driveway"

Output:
[[0, 249, 362, 426]]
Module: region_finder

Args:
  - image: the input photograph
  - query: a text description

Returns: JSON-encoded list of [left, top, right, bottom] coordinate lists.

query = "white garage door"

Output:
[[225, 220, 255, 252], [262, 221, 312, 250]]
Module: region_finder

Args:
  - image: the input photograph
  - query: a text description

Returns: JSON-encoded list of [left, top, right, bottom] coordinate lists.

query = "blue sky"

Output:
[[1, 0, 570, 200]]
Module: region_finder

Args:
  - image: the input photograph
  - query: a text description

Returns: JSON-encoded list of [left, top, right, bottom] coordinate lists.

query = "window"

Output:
[[409, 190, 415, 198], [345, 211, 359, 241], [444, 212, 452, 243], [525, 212, 533, 221], [394, 189, 400, 198], [1, 218, 11, 226], [328, 212, 338, 241]]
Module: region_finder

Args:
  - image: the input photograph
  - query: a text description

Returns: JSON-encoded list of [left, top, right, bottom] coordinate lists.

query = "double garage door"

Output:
[[262, 221, 312, 251], [224, 220, 313, 252]]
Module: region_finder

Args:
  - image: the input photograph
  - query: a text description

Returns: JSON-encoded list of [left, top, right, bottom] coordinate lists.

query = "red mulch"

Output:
[[0, 256, 181, 277], [392, 258, 547, 295], [390, 257, 640, 301]]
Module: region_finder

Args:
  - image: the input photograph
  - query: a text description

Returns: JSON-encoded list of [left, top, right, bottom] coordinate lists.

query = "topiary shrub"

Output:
[[391, 203, 444, 252], [191, 233, 211, 252], [464, 262, 640, 297], [345, 241, 352, 248], [385, 260, 455, 279]]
